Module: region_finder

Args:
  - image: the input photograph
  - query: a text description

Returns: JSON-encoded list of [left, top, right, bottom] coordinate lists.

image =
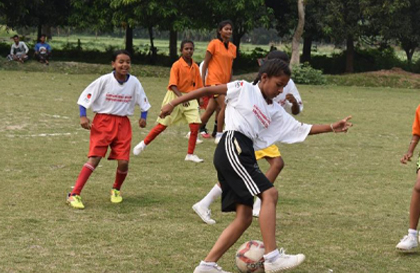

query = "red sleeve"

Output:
[[412, 105, 420, 136], [167, 62, 179, 90]]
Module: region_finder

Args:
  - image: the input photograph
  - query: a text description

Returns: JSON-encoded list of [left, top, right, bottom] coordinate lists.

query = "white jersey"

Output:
[[77, 72, 151, 116], [10, 42, 29, 55], [225, 81, 312, 151], [272, 79, 303, 114]]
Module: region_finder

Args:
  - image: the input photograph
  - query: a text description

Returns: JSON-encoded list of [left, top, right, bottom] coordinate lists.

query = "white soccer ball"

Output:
[[235, 240, 265, 273]]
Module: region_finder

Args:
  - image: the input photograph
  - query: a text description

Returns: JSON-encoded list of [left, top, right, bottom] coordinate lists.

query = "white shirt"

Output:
[[10, 42, 29, 55], [225, 81, 312, 150], [273, 79, 303, 114], [77, 72, 151, 116]]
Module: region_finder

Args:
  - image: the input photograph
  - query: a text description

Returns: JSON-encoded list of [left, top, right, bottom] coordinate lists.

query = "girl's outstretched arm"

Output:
[[309, 115, 353, 135], [160, 85, 227, 118]]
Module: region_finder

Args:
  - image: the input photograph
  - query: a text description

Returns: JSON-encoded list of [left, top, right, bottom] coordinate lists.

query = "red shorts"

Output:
[[200, 95, 212, 110], [88, 114, 132, 161]]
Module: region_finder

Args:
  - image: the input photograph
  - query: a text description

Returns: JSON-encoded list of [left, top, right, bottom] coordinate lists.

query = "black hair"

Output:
[[216, 20, 233, 40], [267, 50, 290, 64], [12, 35, 19, 39], [253, 59, 291, 85], [180, 40, 194, 51], [112, 50, 131, 62]]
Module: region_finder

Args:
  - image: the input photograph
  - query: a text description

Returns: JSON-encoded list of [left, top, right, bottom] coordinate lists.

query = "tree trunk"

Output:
[[345, 34, 354, 73], [232, 29, 244, 58], [302, 35, 312, 63], [403, 47, 415, 63], [42, 25, 52, 40], [291, 0, 305, 65], [169, 29, 178, 62], [125, 25, 133, 55], [37, 24, 42, 41], [148, 26, 157, 64]]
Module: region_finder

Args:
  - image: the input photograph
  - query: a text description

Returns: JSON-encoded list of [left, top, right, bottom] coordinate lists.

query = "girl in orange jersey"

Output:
[[199, 20, 236, 142], [133, 40, 204, 163]]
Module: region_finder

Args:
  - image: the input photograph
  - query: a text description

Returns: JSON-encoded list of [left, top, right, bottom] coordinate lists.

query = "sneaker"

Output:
[[193, 264, 231, 273], [200, 128, 211, 139], [264, 248, 305, 273], [110, 189, 123, 203], [185, 154, 204, 163], [67, 193, 85, 209], [214, 136, 221, 145], [133, 140, 146, 155], [396, 235, 418, 251], [192, 203, 216, 225], [185, 132, 203, 144]]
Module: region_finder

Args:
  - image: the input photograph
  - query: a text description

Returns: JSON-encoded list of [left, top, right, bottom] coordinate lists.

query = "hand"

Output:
[[182, 101, 190, 107], [139, 118, 147, 128], [401, 152, 413, 164], [160, 103, 174, 118], [331, 116, 352, 133], [286, 94, 297, 104], [80, 116, 91, 130]]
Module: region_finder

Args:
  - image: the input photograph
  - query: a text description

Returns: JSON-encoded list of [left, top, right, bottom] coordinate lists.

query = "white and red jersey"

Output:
[[272, 79, 303, 114], [225, 80, 312, 151], [77, 72, 151, 116]]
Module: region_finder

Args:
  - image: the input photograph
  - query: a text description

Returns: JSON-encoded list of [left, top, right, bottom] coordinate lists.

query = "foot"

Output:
[[67, 193, 85, 209], [252, 209, 260, 218], [110, 189, 123, 203], [193, 264, 231, 273], [133, 140, 146, 155], [185, 154, 204, 163], [185, 132, 203, 144], [264, 248, 305, 273], [396, 235, 418, 251], [200, 129, 211, 139], [192, 203, 216, 224]]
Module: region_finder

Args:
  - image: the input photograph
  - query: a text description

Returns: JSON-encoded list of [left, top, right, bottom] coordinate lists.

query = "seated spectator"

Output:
[[7, 35, 29, 63], [34, 34, 52, 65]]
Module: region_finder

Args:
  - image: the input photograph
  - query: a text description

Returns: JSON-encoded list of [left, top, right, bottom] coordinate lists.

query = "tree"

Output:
[[290, 0, 305, 65]]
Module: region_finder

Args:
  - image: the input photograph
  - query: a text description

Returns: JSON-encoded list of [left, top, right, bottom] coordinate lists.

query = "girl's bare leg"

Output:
[[258, 187, 279, 253], [409, 173, 420, 229]]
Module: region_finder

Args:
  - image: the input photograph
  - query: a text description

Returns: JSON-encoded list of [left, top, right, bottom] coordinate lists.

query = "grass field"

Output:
[[1, 69, 420, 273]]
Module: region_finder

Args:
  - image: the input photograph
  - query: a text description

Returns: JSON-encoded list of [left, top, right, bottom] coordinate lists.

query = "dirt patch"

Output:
[[363, 67, 420, 78]]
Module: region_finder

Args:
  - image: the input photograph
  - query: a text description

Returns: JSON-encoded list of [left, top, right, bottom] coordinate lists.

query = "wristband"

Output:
[[330, 123, 335, 133], [140, 111, 148, 120], [79, 105, 87, 117]]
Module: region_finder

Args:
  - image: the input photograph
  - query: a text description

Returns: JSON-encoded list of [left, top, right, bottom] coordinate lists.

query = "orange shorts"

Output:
[[88, 114, 132, 161]]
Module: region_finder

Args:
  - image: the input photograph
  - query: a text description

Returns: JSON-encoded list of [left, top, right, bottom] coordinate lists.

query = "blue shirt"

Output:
[[34, 42, 52, 54]]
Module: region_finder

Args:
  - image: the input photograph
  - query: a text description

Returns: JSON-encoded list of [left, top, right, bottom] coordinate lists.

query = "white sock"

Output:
[[263, 249, 280, 263], [409, 229, 417, 237], [216, 132, 223, 138], [199, 184, 222, 208], [200, 261, 216, 267], [253, 197, 261, 212]]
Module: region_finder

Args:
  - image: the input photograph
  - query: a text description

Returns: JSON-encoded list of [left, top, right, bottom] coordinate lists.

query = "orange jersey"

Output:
[[167, 57, 203, 93], [205, 39, 237, 85], [412, 104, 420, 136]]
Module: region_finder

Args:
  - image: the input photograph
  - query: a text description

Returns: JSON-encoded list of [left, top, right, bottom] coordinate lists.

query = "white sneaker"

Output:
[[133, 140, 146, 155], [396, 235, 418, 251], [192, 203, 216, 224], [214, 136, 221, 144], [186, 132, 203, 144], [252, 209, 260, 218], [264, 248, 305, 273], [185, 154, 204, 163], [193, 264, 231, 273]]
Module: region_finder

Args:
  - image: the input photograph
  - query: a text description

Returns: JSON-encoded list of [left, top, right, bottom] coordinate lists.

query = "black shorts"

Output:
[[214, 131, 273, 212]]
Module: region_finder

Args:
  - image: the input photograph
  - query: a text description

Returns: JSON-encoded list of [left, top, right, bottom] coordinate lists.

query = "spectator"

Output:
[[34, 34, 52, 65], [7, 35, 29, 63]]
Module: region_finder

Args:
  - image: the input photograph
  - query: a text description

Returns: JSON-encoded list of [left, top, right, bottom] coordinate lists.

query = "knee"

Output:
[[414, 179, 420, 193], [263, 187, 278, 204], [240, 212, 253, 228], [119, 160, 129, 171]]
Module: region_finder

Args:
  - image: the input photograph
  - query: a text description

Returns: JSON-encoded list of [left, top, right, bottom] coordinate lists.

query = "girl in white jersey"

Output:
[[67, 50, 151, 209], [160, 59, 352, 273]]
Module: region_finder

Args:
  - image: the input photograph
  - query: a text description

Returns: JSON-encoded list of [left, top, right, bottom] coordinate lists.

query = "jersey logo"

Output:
[[253, 105, 270, 128], [234, 81, 243, 88], [87, 93, 92, 99]]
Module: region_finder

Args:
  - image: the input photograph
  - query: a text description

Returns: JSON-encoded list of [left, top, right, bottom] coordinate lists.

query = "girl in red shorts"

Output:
[[67, 50, 151, 209]]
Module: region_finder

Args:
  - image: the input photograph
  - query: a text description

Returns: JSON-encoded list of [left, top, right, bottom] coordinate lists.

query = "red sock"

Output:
[[188, 123, 200, 154], [144, 123, 167, 145], [71, 163, 95, 195], [113, 169, 128, 190]]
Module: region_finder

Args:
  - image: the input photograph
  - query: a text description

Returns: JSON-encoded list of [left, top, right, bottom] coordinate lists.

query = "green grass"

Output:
[[1, 69, 420, 272]]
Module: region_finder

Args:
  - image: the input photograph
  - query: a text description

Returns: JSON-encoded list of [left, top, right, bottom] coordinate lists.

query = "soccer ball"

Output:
[[235, 240, 265, 273]]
